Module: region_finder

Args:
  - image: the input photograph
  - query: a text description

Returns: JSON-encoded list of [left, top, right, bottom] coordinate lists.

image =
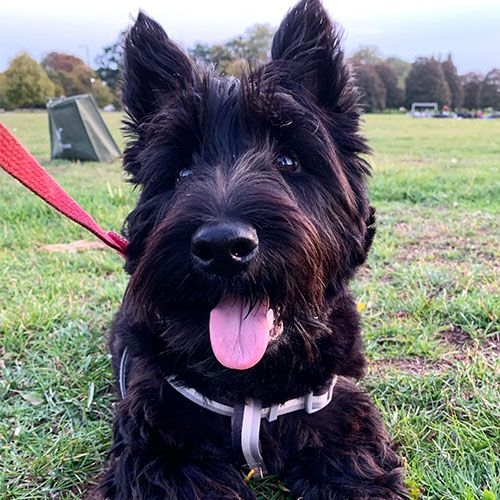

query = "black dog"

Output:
[[99, 1, 407, 498]]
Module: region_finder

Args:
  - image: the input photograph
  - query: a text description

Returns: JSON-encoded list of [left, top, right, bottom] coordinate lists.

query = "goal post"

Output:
[[410, 102, 438, 117]]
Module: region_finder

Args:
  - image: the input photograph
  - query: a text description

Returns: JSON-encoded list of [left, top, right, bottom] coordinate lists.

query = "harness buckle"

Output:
[[304, 391, 314, 413], [268, 403, 280, 422]]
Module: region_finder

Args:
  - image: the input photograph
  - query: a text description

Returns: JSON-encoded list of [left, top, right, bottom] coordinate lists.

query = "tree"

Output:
[[374, 62, 402, 109], [205, 44, 235, 75], [238, 23, 274, 66], [385, 56, 411, 91], [42, 51, 114, 107], [350, 46, 382, 66], [3, 52, 55, 108], [349, 49, 409, 109], [405, 57, 451, 108], [441, 55, 463, 109], [479, 69, 500, 110], [42, 52, 93, 96], [461, 72, 482, 110], [90, 80, 115, 108], [189, 43, 213, 66], [95, 30, 126, 97], [354, 64, 386, 112], [189, 23, 274, 76], [0, 72, 7, 108]]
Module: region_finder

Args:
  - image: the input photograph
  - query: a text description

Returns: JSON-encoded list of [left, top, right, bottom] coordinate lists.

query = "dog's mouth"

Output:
[[209, 296, 283, 370]]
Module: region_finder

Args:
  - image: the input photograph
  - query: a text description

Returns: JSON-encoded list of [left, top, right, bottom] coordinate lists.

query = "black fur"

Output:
[[99, 1, 407, 498]]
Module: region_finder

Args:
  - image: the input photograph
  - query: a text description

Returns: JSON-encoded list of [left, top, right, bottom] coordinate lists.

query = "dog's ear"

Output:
[[271, 0, 356, 111], [350, 206, 376, 269], [122, 11, 196, 122]]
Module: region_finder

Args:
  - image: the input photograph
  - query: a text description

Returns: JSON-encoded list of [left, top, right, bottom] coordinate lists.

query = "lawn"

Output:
[[0, 111, 498, 499]]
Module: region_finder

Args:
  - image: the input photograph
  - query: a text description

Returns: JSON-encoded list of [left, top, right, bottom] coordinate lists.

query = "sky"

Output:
[[1, 0, 499, 75]]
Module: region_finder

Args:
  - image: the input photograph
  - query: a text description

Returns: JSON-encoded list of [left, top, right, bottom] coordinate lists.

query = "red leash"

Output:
[[0, 122, 128, 257]]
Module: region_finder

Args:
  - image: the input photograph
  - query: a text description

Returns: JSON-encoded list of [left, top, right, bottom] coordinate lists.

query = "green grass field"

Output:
[[0, 111, 498, 499]]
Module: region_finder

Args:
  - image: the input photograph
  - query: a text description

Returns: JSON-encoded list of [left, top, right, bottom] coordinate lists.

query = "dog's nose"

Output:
[[191, 221, 259, 274]]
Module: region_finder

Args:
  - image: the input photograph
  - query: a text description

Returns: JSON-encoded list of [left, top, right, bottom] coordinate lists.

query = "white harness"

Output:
[[119, 347, 337, 478]]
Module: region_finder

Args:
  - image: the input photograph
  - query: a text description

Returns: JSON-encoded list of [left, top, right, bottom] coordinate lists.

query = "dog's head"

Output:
[[120, 0, 374, 378]]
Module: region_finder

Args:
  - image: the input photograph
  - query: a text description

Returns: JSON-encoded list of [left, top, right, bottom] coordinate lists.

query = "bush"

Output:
[[3, 52, 55, 109]]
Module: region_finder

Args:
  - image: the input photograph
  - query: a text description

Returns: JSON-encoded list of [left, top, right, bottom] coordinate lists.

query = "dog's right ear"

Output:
[[122, 12, 196, 122]]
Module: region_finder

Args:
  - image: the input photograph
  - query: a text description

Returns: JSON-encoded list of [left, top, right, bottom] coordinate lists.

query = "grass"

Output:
[[0, 111, 498, 499]]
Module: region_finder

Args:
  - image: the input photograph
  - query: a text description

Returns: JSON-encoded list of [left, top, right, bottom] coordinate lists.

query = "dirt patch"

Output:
[[391, 212, 499, 268], [440, 325, 473, 347], [40, 240, 108, 253], [439, 326, 499, 363], [78, 487, 104, 500], [368, 340, 499, 377], [368, 357, 447, 376], [395, 222, 412, 236], [72, 476, 105, 500]]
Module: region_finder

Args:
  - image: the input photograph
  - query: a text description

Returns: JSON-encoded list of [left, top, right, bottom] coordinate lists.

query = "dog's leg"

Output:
[[100, 424, 256, 499], [276, 379, 407, 500], [99, 381, 255, 499]]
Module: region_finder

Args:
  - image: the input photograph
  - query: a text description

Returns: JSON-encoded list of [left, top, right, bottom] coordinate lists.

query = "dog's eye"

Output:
[[177, 167, 193, 183], [275, 153, 299, 173]]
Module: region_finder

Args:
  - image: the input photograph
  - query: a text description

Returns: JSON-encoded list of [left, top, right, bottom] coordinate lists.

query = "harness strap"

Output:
[[119, 346, 130, 399], [232, 399, 268, 478], [0, 123, 128, 257], [119, 347, 337, 477]]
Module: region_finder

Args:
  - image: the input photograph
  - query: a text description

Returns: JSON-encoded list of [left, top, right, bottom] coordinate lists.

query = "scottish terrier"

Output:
[[99, 0, 407, 498]]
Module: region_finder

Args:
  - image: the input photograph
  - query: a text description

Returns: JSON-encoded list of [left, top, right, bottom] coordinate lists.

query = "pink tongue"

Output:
[[209, 297, 272, 370]]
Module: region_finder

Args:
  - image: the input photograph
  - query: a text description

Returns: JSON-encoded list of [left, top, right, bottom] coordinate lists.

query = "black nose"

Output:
[[191, 221, 259, 274]]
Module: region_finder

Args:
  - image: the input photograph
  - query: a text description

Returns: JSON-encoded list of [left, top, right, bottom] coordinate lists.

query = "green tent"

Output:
[[47, 94, 121, 162]]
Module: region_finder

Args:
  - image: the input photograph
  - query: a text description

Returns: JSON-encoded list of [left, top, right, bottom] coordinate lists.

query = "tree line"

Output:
[[0, 51, 114, 110], [350, 46, 500, 112], [1, 25, 499, 112]]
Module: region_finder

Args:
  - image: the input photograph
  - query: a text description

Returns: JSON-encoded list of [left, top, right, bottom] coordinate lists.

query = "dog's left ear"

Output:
[[271, 0, 356, 112], [122, 11, 196, 123]]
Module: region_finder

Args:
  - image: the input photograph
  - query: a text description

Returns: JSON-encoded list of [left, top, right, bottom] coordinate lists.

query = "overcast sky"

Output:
[[1, 0, 499, 75]]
